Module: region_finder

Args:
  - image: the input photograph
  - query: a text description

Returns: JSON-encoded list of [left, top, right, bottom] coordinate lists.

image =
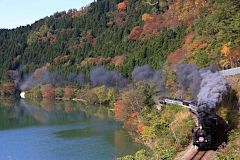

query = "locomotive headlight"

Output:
[[199, 137, 204, 143]]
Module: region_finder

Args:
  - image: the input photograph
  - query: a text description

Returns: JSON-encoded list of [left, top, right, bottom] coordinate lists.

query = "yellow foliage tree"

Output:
[[94, 86, 108, 104], [142, 13, 154, 22], [221, 43, 231, 57], [220, 43, 231, 68], [221, 43, 240, 68]]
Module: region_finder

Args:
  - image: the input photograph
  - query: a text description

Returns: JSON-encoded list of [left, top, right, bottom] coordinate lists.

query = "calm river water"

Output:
[[0, 99, 141, 160]]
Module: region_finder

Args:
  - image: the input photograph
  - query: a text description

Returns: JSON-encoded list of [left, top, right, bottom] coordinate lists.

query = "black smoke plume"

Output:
[[176, 63, 228, 116], [19, 67, 64, 90], [131, 65, 165, 90], [90, 66, 128, 87], [176, 64, 202, 99], [8, 70, 21, 86], [67, 72, 87, 85], [197, 70, 228, 110]]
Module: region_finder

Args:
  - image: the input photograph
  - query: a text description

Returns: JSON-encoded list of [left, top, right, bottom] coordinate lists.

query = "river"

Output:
[[0, 99, 141, 160]]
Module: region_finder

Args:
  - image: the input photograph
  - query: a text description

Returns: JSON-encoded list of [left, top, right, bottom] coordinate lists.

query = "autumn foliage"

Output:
[[117, 2, 127, 10], [167, 32, 195, 65], [114, 99, 128, 121], [167, 48, 187, 65], [114, 100, 122, 120], [64, 86, 74, 99], [142, 13, 154, 22], [111, 55, 126, 66], [81, 55, 125, 66], [220, 44, 240, 68], [114, 88, 146, 121], [128, 26, 143, 40], [81, 57, 112, 66], [32, 67, 47, 80], [53, 55, 69, 64], [137, 124, 145, 133], [187, 40, 207, 51], [114, 10, 127, 26], [129, 0, 209, 40], [41, 84, 55, 99]]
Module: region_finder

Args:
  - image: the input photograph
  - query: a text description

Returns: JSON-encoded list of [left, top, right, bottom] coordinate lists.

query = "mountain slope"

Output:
[[0, 0, 239, 82]]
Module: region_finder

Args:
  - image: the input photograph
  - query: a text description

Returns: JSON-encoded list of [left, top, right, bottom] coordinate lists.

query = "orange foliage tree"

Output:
[[128, 26, 143, 40], [137, 124, 145, 133], [114, 100, 129, 121], [111, 55, 126, 66], [117, 2, 127, 10], [41, 84, 55, 99], [167, 48, 187, 65]]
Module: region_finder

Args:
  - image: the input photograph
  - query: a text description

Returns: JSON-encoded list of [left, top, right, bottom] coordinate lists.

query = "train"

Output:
[[158, 97, 198, 114], [158, 97, 228, 150]]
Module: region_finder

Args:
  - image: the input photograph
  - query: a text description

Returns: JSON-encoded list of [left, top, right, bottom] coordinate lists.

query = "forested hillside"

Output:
[[0, 0, 239, 83]]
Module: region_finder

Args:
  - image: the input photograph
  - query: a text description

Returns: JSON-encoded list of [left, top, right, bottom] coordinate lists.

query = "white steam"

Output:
[[197, 70, 228, 108]]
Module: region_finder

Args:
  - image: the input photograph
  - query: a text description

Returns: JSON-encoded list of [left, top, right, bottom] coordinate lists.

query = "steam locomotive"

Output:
[[193, 104, 228, 150], [158, 97, 228, 150]]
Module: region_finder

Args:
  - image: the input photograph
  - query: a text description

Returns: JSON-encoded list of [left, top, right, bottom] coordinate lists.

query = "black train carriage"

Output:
[[193, 113, 228, 150]]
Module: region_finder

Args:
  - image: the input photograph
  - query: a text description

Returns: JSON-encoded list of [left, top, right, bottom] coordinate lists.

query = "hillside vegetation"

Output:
[[1, 0, 239, 82]]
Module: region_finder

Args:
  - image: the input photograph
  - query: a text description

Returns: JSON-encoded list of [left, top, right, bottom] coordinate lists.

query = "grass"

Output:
[[214, 129, 240, 160], [118, 105, 195, 160]]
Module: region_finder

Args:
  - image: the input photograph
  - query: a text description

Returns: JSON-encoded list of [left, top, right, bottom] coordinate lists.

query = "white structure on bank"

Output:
[[20, 92, 26, 99]]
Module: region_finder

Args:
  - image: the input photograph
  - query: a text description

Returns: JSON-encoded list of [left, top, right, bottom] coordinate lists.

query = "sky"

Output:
[[0, 0, 94, 29]]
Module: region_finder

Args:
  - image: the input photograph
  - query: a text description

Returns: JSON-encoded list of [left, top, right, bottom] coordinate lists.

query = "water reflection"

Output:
[[0, 98, 38, 129], [0, 98, 114, 128], [0, 98, 142, 160]]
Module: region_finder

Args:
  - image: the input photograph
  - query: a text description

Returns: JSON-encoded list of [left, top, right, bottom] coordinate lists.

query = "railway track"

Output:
[[191, 151, 207, 160], [191, 150, 216, 160], [179, 145, 216, 160]]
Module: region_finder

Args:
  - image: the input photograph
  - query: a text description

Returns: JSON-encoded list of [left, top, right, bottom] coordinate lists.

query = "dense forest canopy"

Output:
[[0, 0, 239, 84]]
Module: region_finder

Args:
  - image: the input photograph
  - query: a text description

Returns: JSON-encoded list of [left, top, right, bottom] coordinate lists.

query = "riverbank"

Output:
[[24, 84, 119, 107]]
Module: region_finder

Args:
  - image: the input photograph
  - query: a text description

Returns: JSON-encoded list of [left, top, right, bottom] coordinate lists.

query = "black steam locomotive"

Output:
[[193, 105, 228, 150]]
